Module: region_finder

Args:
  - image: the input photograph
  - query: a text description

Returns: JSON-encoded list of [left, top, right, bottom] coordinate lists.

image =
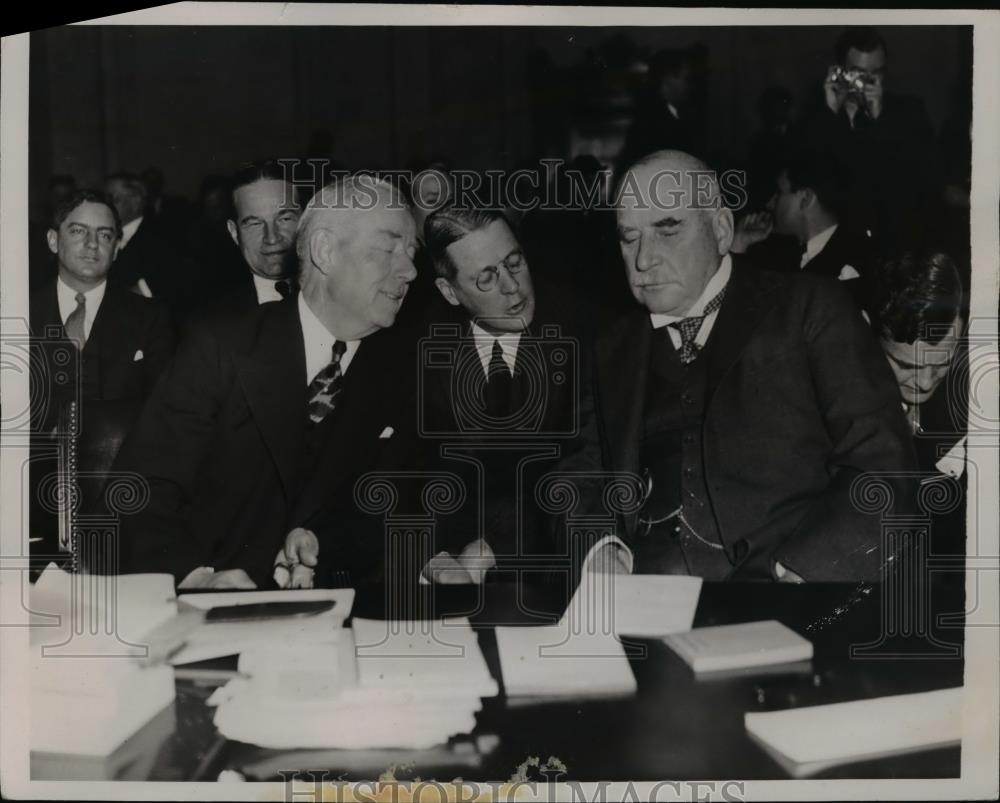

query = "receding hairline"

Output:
[[617, 150, 724, 214]]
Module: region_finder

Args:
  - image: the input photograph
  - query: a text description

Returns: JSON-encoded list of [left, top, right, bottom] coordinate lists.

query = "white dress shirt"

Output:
[[471, 321, 521, 376], [253, 274, 285, 305], [649, 253, 732, 352], [297, 293, 360, 384], [119, 216, 143, 250], [800, 223, 838, 269], [56, 276, 107, 341]]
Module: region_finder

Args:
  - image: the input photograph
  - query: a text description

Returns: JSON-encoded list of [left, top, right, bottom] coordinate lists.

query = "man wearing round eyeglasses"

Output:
[[418, 205, 575, 583]]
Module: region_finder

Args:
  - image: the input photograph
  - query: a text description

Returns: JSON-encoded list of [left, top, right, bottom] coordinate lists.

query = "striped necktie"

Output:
[[306, 340, 348, 424]]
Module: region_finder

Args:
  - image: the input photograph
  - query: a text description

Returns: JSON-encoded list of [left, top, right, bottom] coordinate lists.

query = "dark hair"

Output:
[[781, 143, 850, 219], [648, 48, 691, 82], [199, 174, 230, 199], [424, 204, 510, 281], [874, 252, 965, 345], [51, 189, 122, 237], [230, 159, 300, 209], [105, 172, 147, 203], [835, 26, 888, 65]]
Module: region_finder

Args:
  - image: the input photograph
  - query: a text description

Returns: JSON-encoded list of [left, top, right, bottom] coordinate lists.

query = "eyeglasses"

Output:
[[475, 250, 526, 293]]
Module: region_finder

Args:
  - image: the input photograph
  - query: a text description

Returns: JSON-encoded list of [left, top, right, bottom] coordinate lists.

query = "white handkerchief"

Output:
[[133, 349, 144, 361], [935, 435, 967, 479], [838, 264, 861, 281], [379, 426, 394, 439]]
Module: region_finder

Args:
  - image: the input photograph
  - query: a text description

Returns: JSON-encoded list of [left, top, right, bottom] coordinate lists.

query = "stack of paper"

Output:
[[169, 588, 354, 665], [212, 617, 498, 750], [745, 687, 963, 777], [664, 620, 813, 674], [29, 564, 177, 756]]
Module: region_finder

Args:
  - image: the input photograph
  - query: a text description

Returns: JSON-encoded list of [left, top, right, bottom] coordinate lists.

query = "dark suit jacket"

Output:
[[559, 258, 917, 582], [795, 91, 938, 253], [29, 281, 174, 430], [417, 296, 580, 560], [114, 298, 419, 587]]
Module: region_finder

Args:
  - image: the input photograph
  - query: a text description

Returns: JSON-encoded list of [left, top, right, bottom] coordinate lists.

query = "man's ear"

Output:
[[226, 219, 239, 248], [46, 229, 58, 256], [434, 277, 461, 307], [799, 188, 816, 212], [110, 241, 121, 263], [712, 207, 735, 256], [308, 229, 334, 276]]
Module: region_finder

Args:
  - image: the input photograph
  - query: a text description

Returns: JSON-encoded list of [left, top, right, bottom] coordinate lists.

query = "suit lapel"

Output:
[[704, 259, 782, 407], [597, 309, 650, 476], [235, 301, 307, 502]]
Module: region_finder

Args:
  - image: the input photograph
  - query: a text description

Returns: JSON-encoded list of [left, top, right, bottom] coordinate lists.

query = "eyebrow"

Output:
[[67, 221, 116, 233], [652, 217, 683, 228]]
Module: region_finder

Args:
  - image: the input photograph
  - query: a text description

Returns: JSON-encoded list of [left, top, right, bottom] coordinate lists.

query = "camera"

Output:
[[828, 65, 877, 99], [418, 323, 579, 438]]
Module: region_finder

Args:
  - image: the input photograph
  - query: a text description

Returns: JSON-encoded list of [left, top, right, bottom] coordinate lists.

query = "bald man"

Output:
[[115, 176, 419, 588], [563, 150, 916, 582]]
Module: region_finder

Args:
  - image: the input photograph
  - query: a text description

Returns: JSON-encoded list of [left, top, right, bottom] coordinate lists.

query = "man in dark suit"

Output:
[[564, 150, 916, 583], [115, 176, 419, 590], [29, 189, 173, 553], [417, 206, 578, 580], [733, 144, 874, 311], [795, 26, 938, 254], [872, 252, 968, 556]]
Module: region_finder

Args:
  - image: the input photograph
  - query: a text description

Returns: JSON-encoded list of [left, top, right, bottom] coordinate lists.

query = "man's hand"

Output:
[[421, 539, 496, 585], [273, 527, 320, 589], [823, 66, 848, 115], [586, 543, 630, 574], [862, 78, 883, 121], [178, 567, 257, 590], [731, 211, 773, 254]]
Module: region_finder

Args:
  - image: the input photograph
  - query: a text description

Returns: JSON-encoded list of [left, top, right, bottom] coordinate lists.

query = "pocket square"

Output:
[[838, 264, 861, 281], [379, 426, 394, 439], [133, 350, 144, 361]]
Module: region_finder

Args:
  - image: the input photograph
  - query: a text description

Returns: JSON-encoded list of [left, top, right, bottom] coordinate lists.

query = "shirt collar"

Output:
[[649, 253, 732, 328], [802, 223, 838, 268], [471, 321, 522, 374], [252, 273, 281, 304], [57, 275, 106, 309], [297, 293, 361, 383], [120, 216, 143, 249]]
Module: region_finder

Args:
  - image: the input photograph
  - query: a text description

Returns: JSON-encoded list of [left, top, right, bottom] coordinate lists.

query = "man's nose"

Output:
[[498, 267, 520, 294], [262, 222, 281, 244], [399, 254, 418, 281], [635, 238, 659, 272], [83, 229, 99, 248]]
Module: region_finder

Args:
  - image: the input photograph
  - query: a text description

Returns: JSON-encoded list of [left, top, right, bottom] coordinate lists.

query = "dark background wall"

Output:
[[29, 25, 970, 219]]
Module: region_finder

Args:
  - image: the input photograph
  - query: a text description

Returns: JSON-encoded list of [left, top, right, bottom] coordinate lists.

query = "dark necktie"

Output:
[[275, 279, 294, 300], [668, 284, 727, 365], [306, 340, 348, 424], [64, 292, 87, 350], [485, 339, 511, 417]]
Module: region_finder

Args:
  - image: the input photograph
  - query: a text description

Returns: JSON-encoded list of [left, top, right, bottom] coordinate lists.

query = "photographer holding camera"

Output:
[[798, 26, 938, 256]]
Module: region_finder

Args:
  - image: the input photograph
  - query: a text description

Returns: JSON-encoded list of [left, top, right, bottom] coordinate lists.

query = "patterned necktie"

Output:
[[64, 292, 87, 350], [306, 340, 348, 424], [668, 284, 727, 365], [275, 279, 294, 300]]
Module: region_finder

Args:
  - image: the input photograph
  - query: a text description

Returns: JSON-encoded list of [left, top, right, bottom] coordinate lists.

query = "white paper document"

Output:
[[744, 686, 964, 777], [664, 619, 813, 673]]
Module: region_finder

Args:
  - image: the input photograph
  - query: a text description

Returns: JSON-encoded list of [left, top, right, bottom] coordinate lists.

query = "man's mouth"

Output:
[[508, 298, 526, 314], [382, 288, 406, 302]]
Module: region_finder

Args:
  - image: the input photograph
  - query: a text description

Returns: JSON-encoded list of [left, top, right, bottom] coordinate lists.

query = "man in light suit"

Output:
[[566, 150, 916, 582], [116, 176, 419, 589]]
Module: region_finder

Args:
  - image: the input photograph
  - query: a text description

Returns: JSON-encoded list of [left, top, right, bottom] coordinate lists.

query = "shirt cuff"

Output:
[[582, 535, 634, 575], [178, 566, 214, 590]]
